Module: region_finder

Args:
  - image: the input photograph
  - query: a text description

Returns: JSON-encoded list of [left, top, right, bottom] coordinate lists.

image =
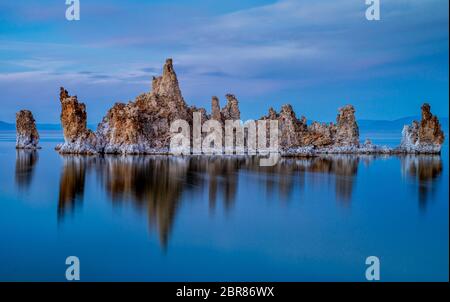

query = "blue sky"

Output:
[[0, 0, 448, 123]]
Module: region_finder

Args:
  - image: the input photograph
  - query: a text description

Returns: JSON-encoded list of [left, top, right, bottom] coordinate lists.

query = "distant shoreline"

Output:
[[2, 117, 449, 132]]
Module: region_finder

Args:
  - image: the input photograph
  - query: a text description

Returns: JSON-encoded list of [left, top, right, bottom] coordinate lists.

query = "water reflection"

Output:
[[53, 155, 363, 244], [48, 154, 444, 246], [58, 156, 94, 220], [401, 155, 443, 210], [15, 150, 38, 190], [99, 157, 191, 247], [293, 156, 359, 204]]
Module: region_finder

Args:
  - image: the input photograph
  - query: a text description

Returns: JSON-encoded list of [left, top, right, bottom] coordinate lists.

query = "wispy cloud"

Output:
[[0, 0, 448, 123]]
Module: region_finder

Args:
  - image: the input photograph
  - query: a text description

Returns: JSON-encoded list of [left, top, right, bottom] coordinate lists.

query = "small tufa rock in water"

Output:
[[16, 110, 40, 149], [400, 103, 445, 153]]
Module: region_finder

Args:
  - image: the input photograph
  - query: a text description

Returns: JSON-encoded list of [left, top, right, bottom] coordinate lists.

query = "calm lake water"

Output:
[[0, 131, 448, 281]]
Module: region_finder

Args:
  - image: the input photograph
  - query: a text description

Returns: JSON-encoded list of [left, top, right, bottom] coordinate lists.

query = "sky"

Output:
[[0, 0, 448, 124]]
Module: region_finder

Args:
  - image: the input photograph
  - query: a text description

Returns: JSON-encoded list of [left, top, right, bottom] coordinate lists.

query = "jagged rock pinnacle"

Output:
[[57, 88, 97, 154], [211, 96, 222, 121], [334, 105, 359, 146], [221, 94, 240, 121]]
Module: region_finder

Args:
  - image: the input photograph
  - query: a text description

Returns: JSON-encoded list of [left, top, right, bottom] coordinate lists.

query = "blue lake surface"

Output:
[[0, 130, 448, 281]]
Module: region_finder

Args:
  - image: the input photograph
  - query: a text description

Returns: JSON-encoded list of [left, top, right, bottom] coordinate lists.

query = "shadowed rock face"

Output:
[[401, 103, 445, 153], [16, 110, 40, 149], [304, 122, 336, 147], [334, 105, 359, 146], [260, 104, 358, 150], [221, 94, 240, 121], [211, 96, 222, 122], [277, 104, 307, 148]]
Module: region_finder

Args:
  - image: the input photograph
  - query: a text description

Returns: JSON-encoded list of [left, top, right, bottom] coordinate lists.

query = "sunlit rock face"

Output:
[[16, 110, 40, 149], [96, 101, 158, 154], [57, 87, 98, 154], [400, 103, 445, 153], [401, 121, 420, 150]]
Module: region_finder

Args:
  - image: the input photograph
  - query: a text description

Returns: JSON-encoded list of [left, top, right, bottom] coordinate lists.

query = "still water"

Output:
[[0, 131, 448, 281]]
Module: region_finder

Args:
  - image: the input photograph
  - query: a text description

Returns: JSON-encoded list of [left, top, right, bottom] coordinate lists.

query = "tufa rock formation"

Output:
[[95, 58, 195, 154], [211, 96, 222, 122], [57, 59, 209, 155], [277, 104, 307, 148], [56, 87, 97, 154], [54, 58, 443, 155], [418, 103, 445, 145], [260, 104, 358, 150], [400, 103, 445, 153], [334, 105, 359, 147], [221, 94, 240, 121], [16, 110, 40, 149], [304, 121, 336, 147], [96, 100, 158, 154]]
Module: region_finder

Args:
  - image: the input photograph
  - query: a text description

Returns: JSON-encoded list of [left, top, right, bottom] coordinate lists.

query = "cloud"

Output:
[[0, 0, 448, 122]]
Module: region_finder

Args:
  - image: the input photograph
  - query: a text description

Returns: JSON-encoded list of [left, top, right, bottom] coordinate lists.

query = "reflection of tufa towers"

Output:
[[310, 156, 359, 204], [58, 156, 93, 220], [15, 150, 39, 190], [401, 155, 443, 209], [55, 154, 415, 247], [248, 155, 360, 204], [99, 156, 189, 248]]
